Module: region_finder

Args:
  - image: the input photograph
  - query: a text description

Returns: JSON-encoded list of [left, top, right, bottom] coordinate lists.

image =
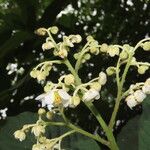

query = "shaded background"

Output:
[[0, 0, 150, 149]]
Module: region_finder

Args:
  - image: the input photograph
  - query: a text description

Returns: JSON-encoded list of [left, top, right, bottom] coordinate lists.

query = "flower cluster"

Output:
[[14, 25, 150, 150], [35, 71, 107, 111], [14, 111, 64, 150], [41, 28, 82, 59], [125, 78, 150, 109]]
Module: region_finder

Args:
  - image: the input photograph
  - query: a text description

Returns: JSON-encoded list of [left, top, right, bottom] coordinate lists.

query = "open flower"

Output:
[[134, 90, 146, 103], [142, 78, 150, 94], [14, 130, 26, 141], [31, 125, 45, 137], [125, 95, 138, 109], [83, 89, 100, 102], [35, 89, 71, 110]]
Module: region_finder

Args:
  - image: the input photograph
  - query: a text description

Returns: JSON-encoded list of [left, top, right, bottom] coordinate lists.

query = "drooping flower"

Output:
[[125, 95, 138, 109], [142, 78, 150, 94], [99, 72, 107, 85], [83, 89, 100, 102], [134, 90, 146, 103], [107, 45, 120, 57], [14, 130, 26, 141], [35, 89, 71, 110], [31, 125, 45, 137], [64, 74, 75, 85]]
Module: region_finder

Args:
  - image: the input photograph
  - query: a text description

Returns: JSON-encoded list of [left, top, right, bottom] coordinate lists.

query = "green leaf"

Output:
[[0, 31, 34, 59], [117, 115, 140, 150], [139, 96, 150, 150], [117, 96, 150, 150], [0, 112, 100, 150]]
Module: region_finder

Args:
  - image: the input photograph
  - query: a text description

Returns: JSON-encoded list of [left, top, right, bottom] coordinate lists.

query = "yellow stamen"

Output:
[[54, 91, 62, 106]]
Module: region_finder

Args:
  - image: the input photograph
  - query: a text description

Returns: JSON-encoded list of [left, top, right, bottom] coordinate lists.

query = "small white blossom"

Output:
[[35, 89, 71, 110], [58, 48, 68, 58], [64, 74, 75, 85], [107, 45, 119, 57], [125, 95, 138, 109], [142, 78, 150, 94], [0, 108, 8, 119], [31, 125, 45, 137], [99, 72, 107, 85], [134, 90, 146, 103], [14, 130, 26, 141], [90, 82, 101, 91], [83, 89, 100, 102], [42, 42, 54, 51]]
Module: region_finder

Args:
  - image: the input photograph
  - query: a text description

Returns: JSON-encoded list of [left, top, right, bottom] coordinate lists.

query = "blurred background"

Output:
[[0, 0, 150, 149]]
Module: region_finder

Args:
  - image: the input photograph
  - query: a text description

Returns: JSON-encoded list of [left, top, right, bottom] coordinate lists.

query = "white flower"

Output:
[[142, 78, 150, 94], [14, 130, 26, 141], [31, 125, 45, 137], [58, 48, 68, 58], [142, 85, 150, 94], [134, 90, 146, 103], [99, 72, 107, 85], [125, 95, 138, 109], [90, 82, 101, 91], [83, 89, 100, 102], [42, 42, 54, 51], [64, 74, 75, 85], [107, 45, 119, 57], [35, 89, 71, 110]]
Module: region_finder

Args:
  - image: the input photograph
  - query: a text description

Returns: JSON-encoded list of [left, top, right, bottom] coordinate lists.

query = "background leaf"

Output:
[[117, 96, 150, 150]]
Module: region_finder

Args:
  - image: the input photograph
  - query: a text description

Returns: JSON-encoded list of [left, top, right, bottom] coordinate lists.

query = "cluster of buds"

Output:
[[42, 32, 82, 59], [14, 119, 46, 141], [35, 71, 107, 111], [125, 78, 150, 109], [30, 62, 53, 81]]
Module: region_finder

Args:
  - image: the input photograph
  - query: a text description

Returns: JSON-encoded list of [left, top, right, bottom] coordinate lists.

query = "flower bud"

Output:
[[74, 53, 79, 59], [142, 41, 150, 51], [35, 28, 47, 36], [72, 96, 81, 106], [134, 90, 146, 103], [106, 67, 116, 76], [84, 53, 91, 60], [86, 36, 94, 42], [30, 69, 37, 78], [100, 43, 108, 52], [32, 144, 44, 150], [37, 73, 46, 81], [38, 108, 46, 115], [50, 26, 59, 34], [90, 82, 101, 91], [64, 74, 75, 85], [142, 85, 150, 94], [42, 42, 55, 51], [14, 130, 26, 141], [131, 57, 137, 65], [75, 34, 82, 43], [83, 89, 100, 102], [31, 125, 45, 137], [125, 95, 138, 109], [99, 72, 107, 85], [46, 111, 53, 120], [58, 49, 68, 58], [107, 45, 119, 57], [142, 78, 150, 94], [120, 50, 128, 59], [138, 65, 149, 74]]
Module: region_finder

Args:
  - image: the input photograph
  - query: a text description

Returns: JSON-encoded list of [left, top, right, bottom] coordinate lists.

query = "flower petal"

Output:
[[58, 89, 71, 101], [83, 89, 100, 102]]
